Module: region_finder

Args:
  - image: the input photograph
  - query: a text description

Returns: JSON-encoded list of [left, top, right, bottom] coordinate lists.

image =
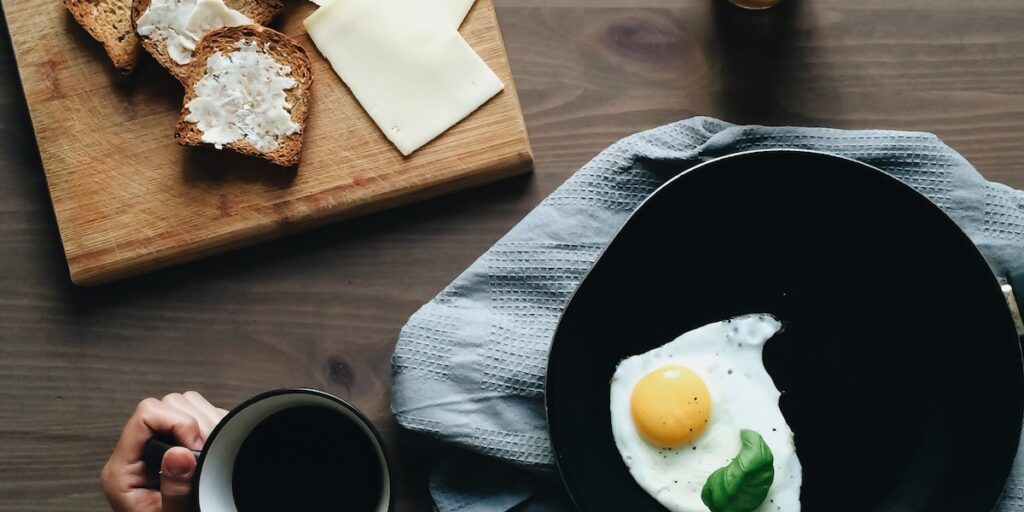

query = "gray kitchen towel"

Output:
[[391, 116, 1024, 511]]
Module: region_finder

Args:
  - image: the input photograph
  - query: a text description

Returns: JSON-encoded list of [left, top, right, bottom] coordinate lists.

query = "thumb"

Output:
[[160, 447, 197, 512]]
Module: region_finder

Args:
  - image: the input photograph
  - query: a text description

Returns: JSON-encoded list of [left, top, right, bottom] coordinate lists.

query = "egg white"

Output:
[[609, 314, 802, 512]]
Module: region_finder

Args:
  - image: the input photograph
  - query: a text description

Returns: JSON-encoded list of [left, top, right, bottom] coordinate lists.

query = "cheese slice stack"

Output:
[[439, 0, 477, 28], [308, 0, 475, 28], [304, 0, 503, 155]]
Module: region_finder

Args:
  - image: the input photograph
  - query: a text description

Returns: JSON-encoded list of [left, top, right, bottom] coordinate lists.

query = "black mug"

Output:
[[145, 388, 393, 511]]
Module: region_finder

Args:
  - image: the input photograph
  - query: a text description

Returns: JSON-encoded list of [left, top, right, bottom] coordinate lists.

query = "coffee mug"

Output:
[[144, 388, 392, 512]]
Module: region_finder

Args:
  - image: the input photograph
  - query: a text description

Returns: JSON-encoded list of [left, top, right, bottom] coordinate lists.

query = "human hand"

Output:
[[101, 392, 228, 512]]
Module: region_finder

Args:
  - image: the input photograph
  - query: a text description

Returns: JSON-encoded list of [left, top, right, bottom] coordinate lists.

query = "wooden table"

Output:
[[1, 0, 1022, 510]]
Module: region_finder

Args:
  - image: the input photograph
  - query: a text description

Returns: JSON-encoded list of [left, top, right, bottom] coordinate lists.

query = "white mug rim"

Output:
[[192, 388, 393, 512]]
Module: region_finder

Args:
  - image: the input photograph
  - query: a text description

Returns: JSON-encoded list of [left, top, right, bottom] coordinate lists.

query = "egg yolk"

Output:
[[630, 365, 711, 448]]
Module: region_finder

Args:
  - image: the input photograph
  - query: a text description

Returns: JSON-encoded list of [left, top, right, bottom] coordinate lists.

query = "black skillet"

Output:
[[546, 150, 1023, 511]]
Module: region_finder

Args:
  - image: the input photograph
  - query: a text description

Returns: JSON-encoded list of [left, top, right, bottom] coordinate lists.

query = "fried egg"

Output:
[[609, 314, 802, 512]]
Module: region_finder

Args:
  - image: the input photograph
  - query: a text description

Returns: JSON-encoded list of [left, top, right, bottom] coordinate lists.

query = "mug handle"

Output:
[[143, 437, 202, 476]]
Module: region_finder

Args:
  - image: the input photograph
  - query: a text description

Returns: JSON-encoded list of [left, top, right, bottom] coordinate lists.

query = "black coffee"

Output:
[[232, 405, 384, 512]]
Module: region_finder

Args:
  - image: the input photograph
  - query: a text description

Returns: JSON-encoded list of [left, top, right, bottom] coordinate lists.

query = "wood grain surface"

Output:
[[1, 0, 1023, 510], [1, 0, 532, 286]]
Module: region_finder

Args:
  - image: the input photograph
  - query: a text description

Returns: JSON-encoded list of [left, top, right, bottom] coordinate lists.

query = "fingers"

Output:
[[114, 398, 204, 466], [160, 447, 197, 512], [102, 392, 226, 512], [163, 393, 219, 439], [183, 391, 229, 421], [108, 392, 222, 474]]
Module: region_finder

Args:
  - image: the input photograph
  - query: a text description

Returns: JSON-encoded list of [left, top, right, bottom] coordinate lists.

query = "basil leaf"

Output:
[[700, 429, 775, 512]]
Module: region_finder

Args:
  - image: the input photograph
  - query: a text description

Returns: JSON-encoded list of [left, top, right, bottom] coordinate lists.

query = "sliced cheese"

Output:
[[443, 0, 476, 28], [304, 0, 502, 155], [307, 0, 476, 28]]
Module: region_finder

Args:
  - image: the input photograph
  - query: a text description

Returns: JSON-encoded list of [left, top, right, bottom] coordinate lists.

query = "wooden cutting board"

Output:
[[1, 0, 532, 285]]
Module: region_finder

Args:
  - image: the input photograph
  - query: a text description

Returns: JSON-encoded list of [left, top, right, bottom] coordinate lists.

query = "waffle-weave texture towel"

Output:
[[391, 117, 1024, 511]]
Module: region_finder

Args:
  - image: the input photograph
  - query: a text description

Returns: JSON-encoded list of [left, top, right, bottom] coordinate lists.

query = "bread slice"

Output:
[[66, 0, 140, 73], [175, 25, 312, 167], [131, 0, 283, 83]]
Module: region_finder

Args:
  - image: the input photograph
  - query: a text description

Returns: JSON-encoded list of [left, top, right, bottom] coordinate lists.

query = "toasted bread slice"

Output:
[[131, 0, 282, 83], [66, 0, 140, 73], [176, 25, 312, 167]]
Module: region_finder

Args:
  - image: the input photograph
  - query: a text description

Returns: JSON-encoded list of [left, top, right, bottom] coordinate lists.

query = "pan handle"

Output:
[[1000, 278, 1024, 338]]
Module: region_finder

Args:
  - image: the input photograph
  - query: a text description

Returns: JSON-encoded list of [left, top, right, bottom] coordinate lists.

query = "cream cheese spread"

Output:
[[184, 40, 300, 152], [136, 0, 251, 65]]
